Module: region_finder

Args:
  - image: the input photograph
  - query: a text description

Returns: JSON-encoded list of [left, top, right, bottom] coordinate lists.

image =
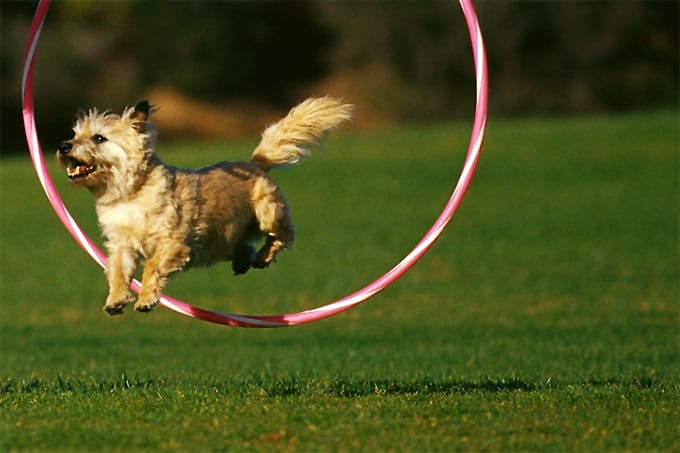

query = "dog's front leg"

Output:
[[134, 244, 190, 312], [103, 246, 138, 315]]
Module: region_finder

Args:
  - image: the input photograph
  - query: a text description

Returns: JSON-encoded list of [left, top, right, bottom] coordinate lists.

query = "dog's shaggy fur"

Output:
[[57, 97, 353, 315]]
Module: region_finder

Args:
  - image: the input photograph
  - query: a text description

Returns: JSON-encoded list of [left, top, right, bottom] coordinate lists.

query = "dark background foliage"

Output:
[[2, 1, 677, 152]]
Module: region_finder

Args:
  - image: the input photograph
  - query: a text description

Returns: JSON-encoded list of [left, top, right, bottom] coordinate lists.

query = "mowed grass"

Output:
[[1, 111, 677, 451]]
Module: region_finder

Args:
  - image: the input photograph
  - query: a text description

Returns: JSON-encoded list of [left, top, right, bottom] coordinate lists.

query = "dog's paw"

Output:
[[103, 293, 134, 316], [232, 244, 256, 275], [134, 299, 157, 313], [252, 258, 271, 269], [253, 238, 287, 269], [253, 248, 276, 269], [103, 304, 126, 316], [103, 301, 128, 315]]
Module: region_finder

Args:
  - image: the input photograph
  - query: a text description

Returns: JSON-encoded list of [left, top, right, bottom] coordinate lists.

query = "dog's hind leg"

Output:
[[250, 178, 295, 269], [232, 242, 256, 275], [134, 243, 191, 312]]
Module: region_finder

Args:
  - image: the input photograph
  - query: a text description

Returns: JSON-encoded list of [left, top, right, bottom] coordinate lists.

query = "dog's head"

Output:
[[57, 101, 156, 199]]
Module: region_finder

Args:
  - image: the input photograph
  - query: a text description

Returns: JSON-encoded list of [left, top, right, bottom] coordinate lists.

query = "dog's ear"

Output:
[[131, 100, 151, 133]]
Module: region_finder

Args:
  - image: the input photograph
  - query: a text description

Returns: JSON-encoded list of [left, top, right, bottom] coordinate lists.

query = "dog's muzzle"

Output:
[[58, 142, 96, 180]]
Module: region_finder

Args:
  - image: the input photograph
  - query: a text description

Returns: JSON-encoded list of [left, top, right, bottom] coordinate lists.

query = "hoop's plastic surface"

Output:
[[22, 0, 488, 327]]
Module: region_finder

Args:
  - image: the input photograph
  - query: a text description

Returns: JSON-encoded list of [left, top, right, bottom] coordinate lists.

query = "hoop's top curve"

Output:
[[22, 0, 488, 328]]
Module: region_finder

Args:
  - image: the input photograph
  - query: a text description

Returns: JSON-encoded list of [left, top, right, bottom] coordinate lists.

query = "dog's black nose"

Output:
[[59, 142, 72, 154]]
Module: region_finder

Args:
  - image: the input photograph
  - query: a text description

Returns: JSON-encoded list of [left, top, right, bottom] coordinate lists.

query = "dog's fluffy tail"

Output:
[[251, 96, 353, 172]]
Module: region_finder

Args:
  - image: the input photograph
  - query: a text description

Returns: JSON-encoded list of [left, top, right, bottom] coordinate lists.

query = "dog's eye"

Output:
[[92, 134, 107, 144]]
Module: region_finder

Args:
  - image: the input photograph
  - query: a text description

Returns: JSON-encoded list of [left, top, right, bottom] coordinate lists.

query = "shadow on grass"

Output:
[[324, 378, 536, 397], [0, 373, 664, 397]]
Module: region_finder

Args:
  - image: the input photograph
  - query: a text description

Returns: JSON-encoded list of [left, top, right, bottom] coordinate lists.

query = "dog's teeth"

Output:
[[67, 165, 93, 178]]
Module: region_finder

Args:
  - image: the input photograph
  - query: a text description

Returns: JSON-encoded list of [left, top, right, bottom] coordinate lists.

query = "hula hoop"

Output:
[[22, 0, 488, 327]]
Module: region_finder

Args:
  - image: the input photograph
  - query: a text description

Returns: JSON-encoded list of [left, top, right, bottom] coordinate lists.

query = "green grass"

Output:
[[1, 111, 678, 451]]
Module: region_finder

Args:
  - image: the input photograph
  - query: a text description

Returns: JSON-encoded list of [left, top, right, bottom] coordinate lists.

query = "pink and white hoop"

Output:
[[22, 0, 488, 327]]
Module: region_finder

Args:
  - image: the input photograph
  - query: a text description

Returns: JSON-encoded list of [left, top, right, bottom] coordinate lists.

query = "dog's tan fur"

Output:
[[57, 97, 353, 315]]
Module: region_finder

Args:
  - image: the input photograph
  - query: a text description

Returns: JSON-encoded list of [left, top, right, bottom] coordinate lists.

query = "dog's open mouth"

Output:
[[65, 159, 96, 180]]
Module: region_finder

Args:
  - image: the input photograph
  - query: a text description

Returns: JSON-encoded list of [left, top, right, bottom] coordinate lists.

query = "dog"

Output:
[[57, 97, 353, 315]]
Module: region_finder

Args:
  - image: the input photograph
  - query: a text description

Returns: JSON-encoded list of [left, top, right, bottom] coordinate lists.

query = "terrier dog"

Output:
[[57, 97, 353, 315]]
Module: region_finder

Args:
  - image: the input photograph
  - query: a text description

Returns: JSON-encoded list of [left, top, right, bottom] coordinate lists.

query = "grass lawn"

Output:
[[1, 111, 678, 451]]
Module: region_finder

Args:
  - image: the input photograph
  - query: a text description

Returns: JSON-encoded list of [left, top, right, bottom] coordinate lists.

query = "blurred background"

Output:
[[1, 1, 677, 153]]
